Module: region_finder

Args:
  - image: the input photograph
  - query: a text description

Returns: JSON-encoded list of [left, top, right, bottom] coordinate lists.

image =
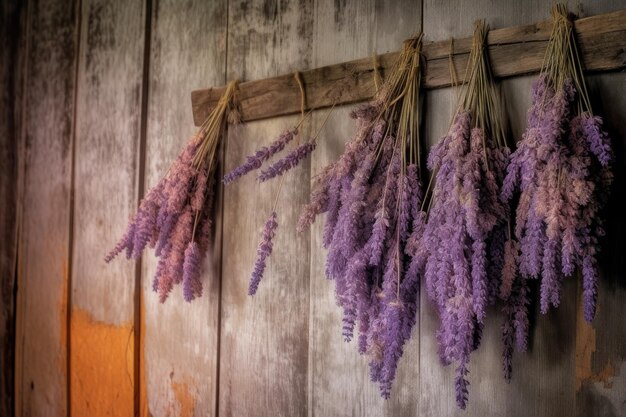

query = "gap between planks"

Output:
[[191, 8, 626, 125]]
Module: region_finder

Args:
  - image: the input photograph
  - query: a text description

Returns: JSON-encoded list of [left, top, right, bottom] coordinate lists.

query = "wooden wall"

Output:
[[9, 0, 626, 416]]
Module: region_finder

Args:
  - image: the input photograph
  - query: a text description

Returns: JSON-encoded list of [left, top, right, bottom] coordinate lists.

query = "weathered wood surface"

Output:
[[307, 1, 422, 416], [10, 0, 626, 416], [191, 8, 626, 125], [0, 1, 23, 416], [140, 0, 227, 416], [14, 0, 80, 416], [71, 0, 146, 415], [218, 1, 313, 416]]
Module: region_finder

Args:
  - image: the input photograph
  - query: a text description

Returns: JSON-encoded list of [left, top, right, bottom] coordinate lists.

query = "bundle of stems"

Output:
[[106, 81, 239, 302], [419, 21, 515, 409], [300, 34, 426, 398], [502, 4, 613, 332]]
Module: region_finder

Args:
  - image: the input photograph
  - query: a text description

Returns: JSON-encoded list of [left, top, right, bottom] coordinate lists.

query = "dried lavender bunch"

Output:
[[502, 5, 613, 325], [106, 81, 238, 302], [421, 21, 513, 409], [301, 35, 426, 398]]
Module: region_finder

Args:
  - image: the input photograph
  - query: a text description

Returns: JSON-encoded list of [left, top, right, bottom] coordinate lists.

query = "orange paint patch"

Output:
[[59, 261, 68, 375], [171, 381, 197, 417], [575, 295, 616, 390], [70, 307, 135, 416], [140, 294, 149, 417], [575, 308, 597, 391]]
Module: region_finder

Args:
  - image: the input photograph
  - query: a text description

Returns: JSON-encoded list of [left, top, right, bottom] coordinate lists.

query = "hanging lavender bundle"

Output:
[[106, 81, 239, 302], [502, 4, 613, 324], [420, 21, 514, 409], [300, 35, 425, 398]]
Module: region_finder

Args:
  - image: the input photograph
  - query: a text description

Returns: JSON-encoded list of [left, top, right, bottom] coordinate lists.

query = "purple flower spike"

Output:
[[248, 212, 279, 295], [182, 242, 203, 302], [223, 129, 296, 184], [258, 141, 316, 182], [581, 113, 613, 167]]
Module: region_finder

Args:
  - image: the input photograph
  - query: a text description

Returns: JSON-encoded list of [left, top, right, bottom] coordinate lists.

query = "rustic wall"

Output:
[[9, 0, 626, 416]]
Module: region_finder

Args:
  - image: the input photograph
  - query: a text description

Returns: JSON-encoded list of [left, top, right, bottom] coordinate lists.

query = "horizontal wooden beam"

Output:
[[191, 9, 626, 125]]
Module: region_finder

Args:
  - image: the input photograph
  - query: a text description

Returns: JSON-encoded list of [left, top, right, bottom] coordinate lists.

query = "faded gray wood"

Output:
[[219, 1, 314, 416], [190, 8, 626, 125], [71, 0, 146, 414], [140, 0, 227, 415], [0, 1, 24, 416], [307, 1, 422, 416], [14, 0, 79, 415]]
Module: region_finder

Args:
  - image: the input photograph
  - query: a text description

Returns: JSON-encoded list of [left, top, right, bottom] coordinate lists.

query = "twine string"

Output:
[[371, 54, 383, 93], [294, 71, 306, 121]]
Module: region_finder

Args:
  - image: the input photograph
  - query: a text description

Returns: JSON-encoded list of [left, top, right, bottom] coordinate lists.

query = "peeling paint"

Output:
[[139, 292, 150, 417], [168, 380, 197, 417], [70, 307, 134, 416], [59, 262, 68, 375], [576, 299, 617, 391], [140, 295, 149, 417]]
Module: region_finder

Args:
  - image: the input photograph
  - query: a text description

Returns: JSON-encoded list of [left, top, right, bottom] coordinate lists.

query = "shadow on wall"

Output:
[[591, 74, 626, 292]]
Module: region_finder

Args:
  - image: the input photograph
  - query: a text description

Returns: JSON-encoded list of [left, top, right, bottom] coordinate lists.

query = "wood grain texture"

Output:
[[191, 8, 626, 125], [0, 1, 23, 416], [14, 0, 79, 415], [71, 0, 146, 414], [218, 1, 314, 416], [140, 1, 227, 416], [307, 1, 422, 416]]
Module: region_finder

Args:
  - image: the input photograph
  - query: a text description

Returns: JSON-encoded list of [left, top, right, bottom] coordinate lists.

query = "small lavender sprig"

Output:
[[182, 242, 203, 302], [258, 142, 316, 182], [223, 129, 296, 184], [248, 212, 279, 295]]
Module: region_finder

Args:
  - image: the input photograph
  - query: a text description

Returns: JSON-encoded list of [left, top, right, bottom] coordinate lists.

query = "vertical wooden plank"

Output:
[[71, 0, 146, 415], [307, 1, 422, 416], [141, 1, 227, 416], [14, 0, 80, 415], [219, 1, 314, 416], [575, 71, 626, 417], [0, 1, 24, 416]]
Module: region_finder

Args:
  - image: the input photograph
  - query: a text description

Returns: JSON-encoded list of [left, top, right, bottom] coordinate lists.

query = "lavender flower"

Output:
[[248, 212, 278, 295], [503, 75, 613, 322], [182, 242, 203, 302], [223, 129, 296, 184], [107, 137, 216, 303], [581, 113, 612, 167], [297, 165, 333, 232], [258, 142, 316, 182]]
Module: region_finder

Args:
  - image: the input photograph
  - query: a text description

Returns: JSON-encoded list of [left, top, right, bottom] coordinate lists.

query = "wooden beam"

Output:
[[191, 8, 626, 125]]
